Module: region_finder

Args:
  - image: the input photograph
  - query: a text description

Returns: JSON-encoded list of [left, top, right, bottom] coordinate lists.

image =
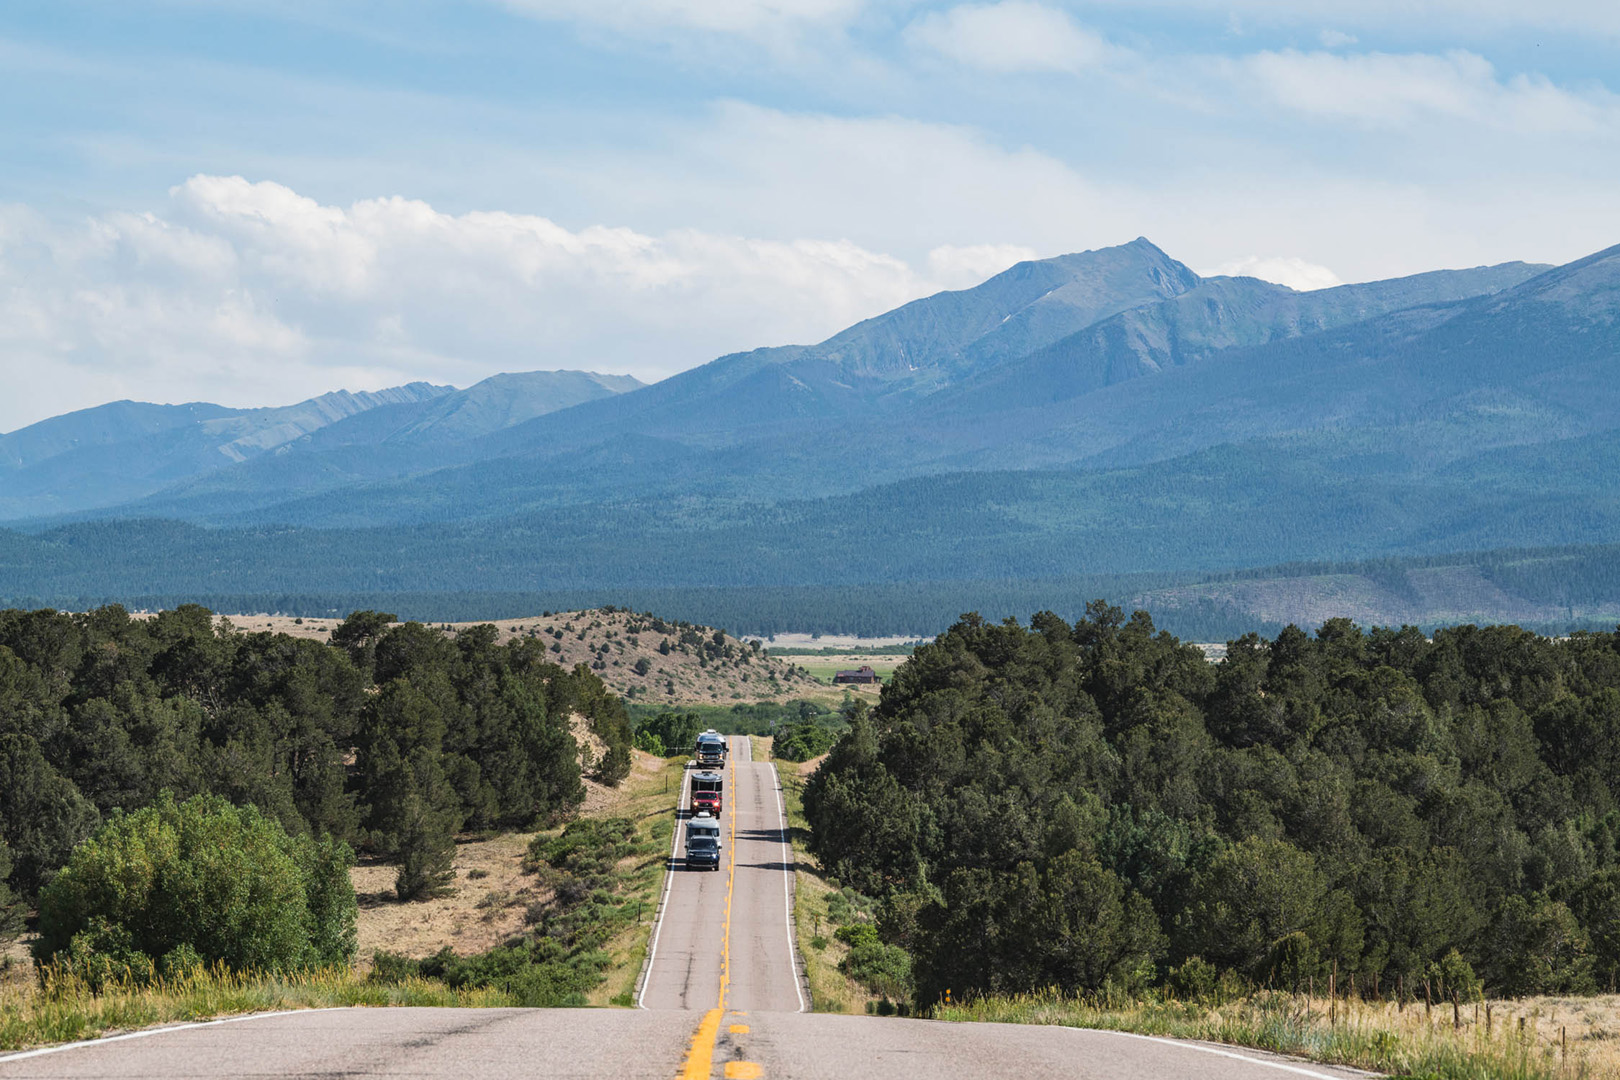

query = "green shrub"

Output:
[[773, 721, 842, 762], [368, 950, 422, 984], [33, 792, 356, 985], [839, 940, 913, 999], [834, 923, 880, 949], [1167, 956, 1218, 1002]]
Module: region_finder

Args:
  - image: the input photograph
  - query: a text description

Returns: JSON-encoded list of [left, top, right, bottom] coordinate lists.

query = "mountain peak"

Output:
[[1493, 242, 1620, 320]]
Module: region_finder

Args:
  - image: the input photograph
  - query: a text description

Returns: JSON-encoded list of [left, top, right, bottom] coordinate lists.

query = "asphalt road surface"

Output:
[[638, 736, 805, 1014], [0, 737, 1374, 1080]]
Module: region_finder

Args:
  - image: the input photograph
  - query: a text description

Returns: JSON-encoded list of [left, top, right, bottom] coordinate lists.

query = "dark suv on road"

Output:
[[686, 834, 720, 870]]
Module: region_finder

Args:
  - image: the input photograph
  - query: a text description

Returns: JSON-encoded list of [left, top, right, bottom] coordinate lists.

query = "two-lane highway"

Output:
[[640, 737, 804, 1014], [0, 735, 1376, 1079]]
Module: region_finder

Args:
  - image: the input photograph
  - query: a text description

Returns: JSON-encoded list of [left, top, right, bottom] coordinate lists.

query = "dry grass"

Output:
[[1345, 993, 1620, 1078], [351, 832, 538, 966], [940, 990, 1620, 1080], [0, 966, 512, 1052], [170, 609, 822, 706], [351, 747, 683, 984]]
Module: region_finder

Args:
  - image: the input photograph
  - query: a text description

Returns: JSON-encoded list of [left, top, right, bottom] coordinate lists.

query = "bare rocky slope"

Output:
[[234, 607, 823, 705]]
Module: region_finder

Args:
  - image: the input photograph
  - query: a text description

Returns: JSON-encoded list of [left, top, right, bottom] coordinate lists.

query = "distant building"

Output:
[[833, 665, 880, 684]]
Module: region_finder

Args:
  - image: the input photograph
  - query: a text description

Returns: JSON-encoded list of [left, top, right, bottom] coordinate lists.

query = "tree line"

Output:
[[805, 606, 1620, 1004], [10, 538, 1620, 643], [0, 603, 632, 940]]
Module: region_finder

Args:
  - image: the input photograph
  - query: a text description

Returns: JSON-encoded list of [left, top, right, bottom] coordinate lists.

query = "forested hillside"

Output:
[[0, 604, 633, 926], [806, 607, 1620, 1003]]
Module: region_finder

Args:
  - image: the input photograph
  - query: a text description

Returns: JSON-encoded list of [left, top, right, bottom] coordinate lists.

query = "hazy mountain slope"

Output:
[[936, 260, 1549, 413], [88, 369, 648, 523], [386, 370, 644, 443], [0, 400, 237, 467], [468, 238, 1203, 458], [148, 242, 1618, 531], [801, 237, 1200, 384], [911, 246, 1620, 476], [0, 384, 453, 520], [89, 239, 1208, 525]]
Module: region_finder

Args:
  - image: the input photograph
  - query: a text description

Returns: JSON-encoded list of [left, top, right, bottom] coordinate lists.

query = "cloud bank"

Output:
[[0, 176, 979, 432], [906, 2, 1114, 73]]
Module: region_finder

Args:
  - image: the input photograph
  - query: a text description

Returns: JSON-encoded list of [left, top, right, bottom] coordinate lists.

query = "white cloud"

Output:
[[905, 1, 1113, 73], [1204, 255, 1342, 291], [0, 176, 956, 432], [927, 243, 1040, 287], [1235, 48, 1620, 131], [1317, 29, 1357, 48], [496, 0, 863, 35], [571, 102, 1116, 261], [1078, 0, 1620, 37]]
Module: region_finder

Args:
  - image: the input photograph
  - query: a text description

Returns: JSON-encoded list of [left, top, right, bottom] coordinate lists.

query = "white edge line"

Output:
[[0, 1007, 352, 1064], [638, 761, 691, 1009], [769, 756, 807, 1013], [1069, 1027, 1365, 1080]]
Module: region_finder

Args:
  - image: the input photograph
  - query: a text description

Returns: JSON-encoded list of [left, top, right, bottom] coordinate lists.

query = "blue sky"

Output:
[[1, 0, 1617, 430]]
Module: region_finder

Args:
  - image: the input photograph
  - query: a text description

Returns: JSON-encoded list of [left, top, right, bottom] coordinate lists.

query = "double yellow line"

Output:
[[678, 745, 744, 1080]]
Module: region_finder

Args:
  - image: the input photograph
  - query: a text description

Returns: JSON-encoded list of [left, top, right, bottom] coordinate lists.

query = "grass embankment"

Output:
[[0, 966, 512, 1053], [0, 752, 687, 1053], [581, 753, 686, 1006], [938, 991, 1620, 1080], [774, 752, 882, 1015]]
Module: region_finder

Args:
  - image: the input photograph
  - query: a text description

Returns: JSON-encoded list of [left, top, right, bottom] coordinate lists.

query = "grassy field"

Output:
[[938, 990, 1620, 1080], [790, 657, 901, 685], [771, 746, 883, 1016]]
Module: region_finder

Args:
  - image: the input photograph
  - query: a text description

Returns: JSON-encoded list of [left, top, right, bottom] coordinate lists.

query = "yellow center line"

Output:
[[677, 743, 743, 1080]]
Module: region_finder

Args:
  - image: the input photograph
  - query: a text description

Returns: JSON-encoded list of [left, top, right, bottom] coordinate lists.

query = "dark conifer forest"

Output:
[[805, 605, 1620, 1004], [0, 604, 632, 921]]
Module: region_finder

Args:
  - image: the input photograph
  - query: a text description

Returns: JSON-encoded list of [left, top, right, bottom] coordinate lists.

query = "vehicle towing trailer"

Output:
[[690, 770, 723, 815], [685, 812, 722, 870], [694, 729, 727, 768]]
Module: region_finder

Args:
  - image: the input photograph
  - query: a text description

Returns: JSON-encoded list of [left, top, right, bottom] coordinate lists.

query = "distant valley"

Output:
[[3, 237, 1618, 638]]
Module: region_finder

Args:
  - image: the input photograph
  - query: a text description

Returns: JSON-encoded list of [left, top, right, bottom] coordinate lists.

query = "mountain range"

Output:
[[3, 236, 1618, 635]]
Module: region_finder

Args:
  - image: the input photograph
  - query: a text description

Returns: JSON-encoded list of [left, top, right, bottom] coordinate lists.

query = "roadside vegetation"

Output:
[[0, 603, 695, 1050], [772, 747, 886, 1015], [364, 749, 683, 1009], [796, 605, 1620, 1077], [627, 699, 853, 762], [0, 965, 512, 1053], [939, 989, 1611, 1080], [0, 603, 635, 933]]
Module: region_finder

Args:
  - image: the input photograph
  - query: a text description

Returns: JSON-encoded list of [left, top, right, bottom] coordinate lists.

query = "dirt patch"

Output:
[[580, 747, 664, 816], [352, 831, 541, 965], [1, 937, 33, 991], [353, 748, 674, 965]]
